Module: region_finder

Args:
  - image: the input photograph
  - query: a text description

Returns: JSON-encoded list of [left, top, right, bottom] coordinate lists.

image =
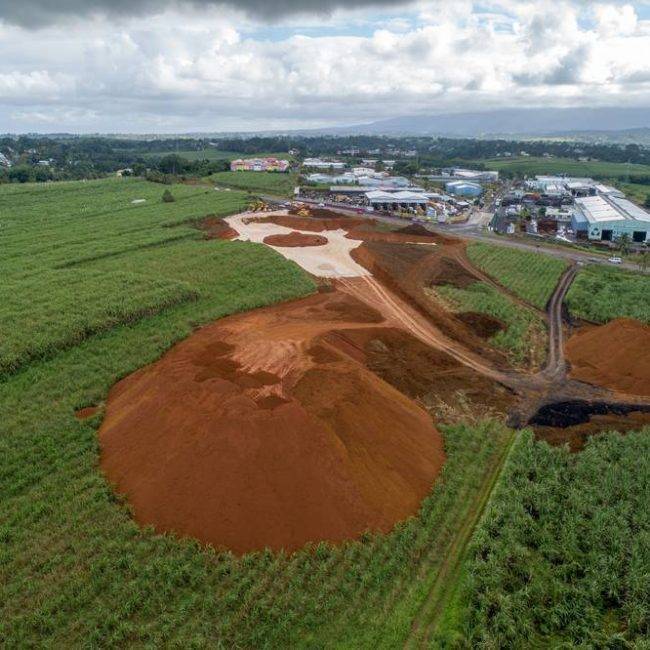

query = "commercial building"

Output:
[[230, 157, 290, 172], [572, 194, 650, 243], [445, 180, 483, 197]]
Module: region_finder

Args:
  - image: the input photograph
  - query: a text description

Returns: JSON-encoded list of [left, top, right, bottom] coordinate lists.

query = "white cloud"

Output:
[[0, 1, 649, 132]]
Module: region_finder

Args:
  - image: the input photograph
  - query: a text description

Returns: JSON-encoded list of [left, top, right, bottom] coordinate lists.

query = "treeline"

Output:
[[1, 133, 649, 184], [0, 150, 230, 184]]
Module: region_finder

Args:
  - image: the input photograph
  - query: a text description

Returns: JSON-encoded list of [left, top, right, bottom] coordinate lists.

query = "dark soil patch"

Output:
[[456, 312, 505, 339], [396, 224, 459, 246], [531, 400, 650, 452], [427, 257, 478, 288], [257, 214, 369, 232], [256, 395, 290, 410], [322, 327, 514, 418]]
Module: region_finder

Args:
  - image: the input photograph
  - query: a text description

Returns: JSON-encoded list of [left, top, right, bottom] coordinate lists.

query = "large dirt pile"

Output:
[[566, 318, 650, 397], [99, 290, 444, 554], [263, 231, 327, 247]]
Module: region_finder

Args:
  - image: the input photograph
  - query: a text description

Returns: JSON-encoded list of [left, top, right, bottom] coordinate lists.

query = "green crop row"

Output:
[[467, 242, 568, 309], [453, 429, 650, 647]]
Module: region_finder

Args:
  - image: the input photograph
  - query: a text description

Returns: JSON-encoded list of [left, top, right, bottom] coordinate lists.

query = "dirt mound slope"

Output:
[[289, 207, 353, 220], [351, 241, 507, 368], [566, 318, 650, 397], [263, 231, 328, 248], [196, 216, 239, 240], [321, 327, 514, 418], [255, 214, 370, 233], [397, 224, 460, 246], [99, 289, 444, 555], [345, 223, 457, 246]]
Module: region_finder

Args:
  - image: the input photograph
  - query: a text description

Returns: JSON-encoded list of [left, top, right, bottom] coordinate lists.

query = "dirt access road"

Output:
[[232, 208, 650, 425]]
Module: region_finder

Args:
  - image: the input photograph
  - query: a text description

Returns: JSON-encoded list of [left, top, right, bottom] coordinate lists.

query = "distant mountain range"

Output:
[[326, 107, 650, 140]]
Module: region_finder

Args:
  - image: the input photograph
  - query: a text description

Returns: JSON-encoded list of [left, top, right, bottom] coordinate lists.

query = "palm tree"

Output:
[[617, 232, 632, 256]]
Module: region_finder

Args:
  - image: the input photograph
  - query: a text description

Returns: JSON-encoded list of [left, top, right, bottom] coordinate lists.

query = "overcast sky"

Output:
[[1, 0, 649, 133]]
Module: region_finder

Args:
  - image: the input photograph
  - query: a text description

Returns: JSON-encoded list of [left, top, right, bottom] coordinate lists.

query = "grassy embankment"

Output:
[[567, 264, 650, 324], [208, 170, 298, 197], [434, 282, 547, 368]]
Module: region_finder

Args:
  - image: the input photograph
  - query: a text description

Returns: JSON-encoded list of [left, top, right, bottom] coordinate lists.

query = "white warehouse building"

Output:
[[572, 194, 650, 243]]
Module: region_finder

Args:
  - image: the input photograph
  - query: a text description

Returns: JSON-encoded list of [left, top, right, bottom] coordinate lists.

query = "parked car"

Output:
[[608, 256, 623, 264]]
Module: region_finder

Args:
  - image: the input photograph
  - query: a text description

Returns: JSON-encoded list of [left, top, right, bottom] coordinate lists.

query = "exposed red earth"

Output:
[[263, 231, 328, 247], [99, 290, 445, 554], [196, 216, 239, 240], [98, 207, 650, 553], [566, 318, 650, 396]]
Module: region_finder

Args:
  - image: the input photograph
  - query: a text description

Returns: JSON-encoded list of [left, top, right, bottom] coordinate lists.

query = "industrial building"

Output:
[[230, 157, 290, 172], [302, 158, 346, 170], [366, 190, 429, 211], [527, 176, 625, 199], [445, 180, 483, 197], [572, 194, 650, 243], [444, 168, 499, 182]]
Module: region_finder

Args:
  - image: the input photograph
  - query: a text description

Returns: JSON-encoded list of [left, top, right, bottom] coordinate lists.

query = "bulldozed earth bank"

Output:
[[99, 289, 445, 554], [98, 208, 650, 553]]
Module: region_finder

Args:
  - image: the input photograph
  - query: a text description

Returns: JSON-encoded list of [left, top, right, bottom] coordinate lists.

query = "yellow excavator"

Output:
[[248, 200, 270, 212]]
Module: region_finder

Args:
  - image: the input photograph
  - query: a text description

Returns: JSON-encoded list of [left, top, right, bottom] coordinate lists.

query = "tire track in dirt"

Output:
[[339, 275, 513, 386]]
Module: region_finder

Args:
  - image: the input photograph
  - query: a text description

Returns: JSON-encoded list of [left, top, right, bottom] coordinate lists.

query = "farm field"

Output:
[[567, 264, 650, 323], [616, 181, 650, 206], [482, 155, 650, 179], [208, 170, 298, 196], [2, 184, 650, 647], [466, 242, 568, 309], [448, 429, 650, 647]]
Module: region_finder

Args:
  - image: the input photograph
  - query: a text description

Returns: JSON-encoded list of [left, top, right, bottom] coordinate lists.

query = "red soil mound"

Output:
[[346, 223, 459, 246], [253, 214, 369, 233], [566, 318, 650, 397], [263, 231, 327, 247], [99, 290, 444, 554], [196, 216, 238, 240]]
